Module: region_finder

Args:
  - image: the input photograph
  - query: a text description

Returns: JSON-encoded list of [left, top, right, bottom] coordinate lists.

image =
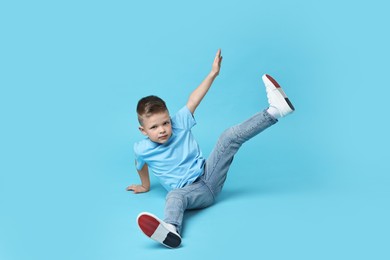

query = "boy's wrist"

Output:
[[141, 184, 150, 191], [209, 71, 219, 78]]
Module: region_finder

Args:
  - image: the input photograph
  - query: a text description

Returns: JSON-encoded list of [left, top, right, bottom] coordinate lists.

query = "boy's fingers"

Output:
[[133, 188, 143, 194], [215, 49, 221, 58], [126, 185, 136, 191]]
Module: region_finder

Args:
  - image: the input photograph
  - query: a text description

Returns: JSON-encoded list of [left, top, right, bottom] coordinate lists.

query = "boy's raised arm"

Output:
[[186, 49, 223, 114]]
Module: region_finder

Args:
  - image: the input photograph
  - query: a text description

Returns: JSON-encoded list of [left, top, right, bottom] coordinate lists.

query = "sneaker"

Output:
[[262, 74, 295, 117], [137, 212, 182, 248]]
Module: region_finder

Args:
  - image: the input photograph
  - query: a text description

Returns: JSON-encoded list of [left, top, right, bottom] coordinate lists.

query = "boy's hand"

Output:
[[211, 49, 222, 76], [186, 49, 223, 114], [126, 184, 149, 194]]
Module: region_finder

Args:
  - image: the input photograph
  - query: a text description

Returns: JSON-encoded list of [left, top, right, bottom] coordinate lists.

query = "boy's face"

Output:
[[139, 111, 172, 144]]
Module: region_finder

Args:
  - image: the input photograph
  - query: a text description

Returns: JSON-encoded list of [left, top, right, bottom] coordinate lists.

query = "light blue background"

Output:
[[1, 0, 389, 259]]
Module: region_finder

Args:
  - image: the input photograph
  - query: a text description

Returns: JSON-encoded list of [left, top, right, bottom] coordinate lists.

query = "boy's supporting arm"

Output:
[[187, 49, 223, 114], [126, 162, 150, 193]]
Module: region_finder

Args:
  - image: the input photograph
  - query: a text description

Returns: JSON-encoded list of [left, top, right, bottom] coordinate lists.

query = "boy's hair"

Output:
[[137, 95, 168, 125]]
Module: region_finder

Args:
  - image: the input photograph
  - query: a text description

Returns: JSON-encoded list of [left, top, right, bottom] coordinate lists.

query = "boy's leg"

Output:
[[137, 179, 214, 248], [203, 110, 277, 196], [203, 74, 294, 196], [164, 179, 214, 234]]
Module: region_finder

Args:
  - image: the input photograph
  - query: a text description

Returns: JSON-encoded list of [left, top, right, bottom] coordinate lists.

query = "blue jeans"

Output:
[[164, 110, 277, 233]]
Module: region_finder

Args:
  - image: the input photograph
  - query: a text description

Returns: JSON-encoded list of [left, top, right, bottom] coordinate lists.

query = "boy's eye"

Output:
[[163, 121, 170, 125], [150, 126, 157, 129]]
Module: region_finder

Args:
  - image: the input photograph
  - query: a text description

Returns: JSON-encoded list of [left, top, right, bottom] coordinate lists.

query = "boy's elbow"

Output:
[[186, 101, 196, 114]]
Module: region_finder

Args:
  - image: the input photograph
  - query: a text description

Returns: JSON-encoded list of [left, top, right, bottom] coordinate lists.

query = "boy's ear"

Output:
[[139, 126, 148, 136]]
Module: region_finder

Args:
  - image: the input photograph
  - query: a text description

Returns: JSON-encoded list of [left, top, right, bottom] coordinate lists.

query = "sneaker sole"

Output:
[[137, 212, 181, 248], [263, 74, 295, 113]]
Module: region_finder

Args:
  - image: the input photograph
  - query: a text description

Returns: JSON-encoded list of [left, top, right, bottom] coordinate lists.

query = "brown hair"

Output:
[[136, 95, 168, 125]]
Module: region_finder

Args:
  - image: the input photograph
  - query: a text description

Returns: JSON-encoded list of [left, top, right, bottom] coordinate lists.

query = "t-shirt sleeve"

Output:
[[134, 144, 145, 171], [172, 105, 196, 130]]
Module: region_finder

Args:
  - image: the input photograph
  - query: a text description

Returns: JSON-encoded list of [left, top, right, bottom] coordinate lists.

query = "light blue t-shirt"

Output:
[[134, 106, 205, 191]]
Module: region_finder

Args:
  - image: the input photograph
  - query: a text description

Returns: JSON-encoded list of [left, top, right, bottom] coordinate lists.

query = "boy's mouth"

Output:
[[159, 134, 168, 140]]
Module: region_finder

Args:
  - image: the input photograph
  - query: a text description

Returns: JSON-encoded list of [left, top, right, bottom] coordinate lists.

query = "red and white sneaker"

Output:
[[137, 212, 181, 248], [262, 74, 295, 118]]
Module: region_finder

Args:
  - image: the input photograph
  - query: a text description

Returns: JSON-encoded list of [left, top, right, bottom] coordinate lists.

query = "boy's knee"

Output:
[[220, 127, 234, 140], [218, 126, 240, 146], [166, 191, 187, 205]]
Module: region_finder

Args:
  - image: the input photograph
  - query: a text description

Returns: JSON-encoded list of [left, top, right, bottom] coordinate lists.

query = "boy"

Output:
[[126, 49, 295, 248]]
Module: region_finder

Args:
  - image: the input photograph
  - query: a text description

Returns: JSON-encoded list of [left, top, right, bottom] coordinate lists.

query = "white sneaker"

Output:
[[137, 212, 181, 248], [262, 74, 295, 117]]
